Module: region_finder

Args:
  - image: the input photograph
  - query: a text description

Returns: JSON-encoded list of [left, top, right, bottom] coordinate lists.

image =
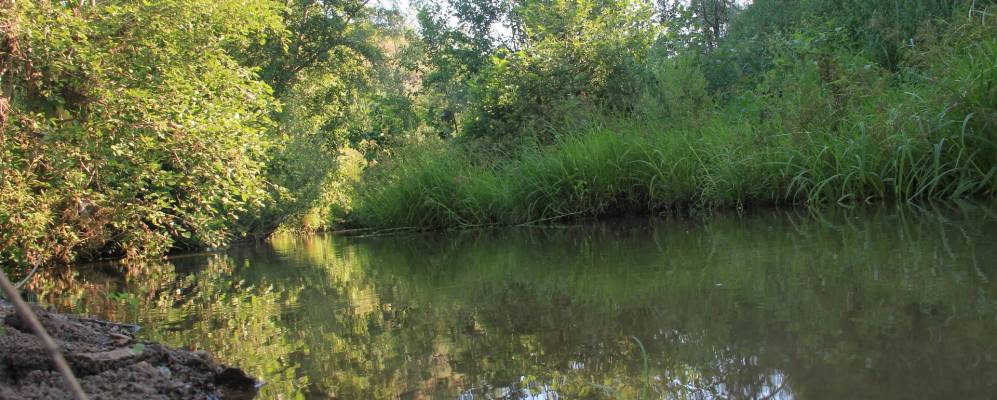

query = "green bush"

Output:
[[704, 0, 978, 93], [462, 0, 658, 140], [0, 1, 282, 266], [351, 4, 996, 229]]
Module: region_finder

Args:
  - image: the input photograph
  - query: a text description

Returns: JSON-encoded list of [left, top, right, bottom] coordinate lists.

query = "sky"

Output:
[[375, 0, 418, 24]]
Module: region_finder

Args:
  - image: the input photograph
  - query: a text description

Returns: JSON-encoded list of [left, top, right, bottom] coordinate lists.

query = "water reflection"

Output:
[[31, 202, 997, 399]]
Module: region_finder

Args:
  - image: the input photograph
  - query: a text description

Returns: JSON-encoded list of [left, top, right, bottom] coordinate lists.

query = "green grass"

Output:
[[349, 11, 996, 231], [351, 115, 994, 230]]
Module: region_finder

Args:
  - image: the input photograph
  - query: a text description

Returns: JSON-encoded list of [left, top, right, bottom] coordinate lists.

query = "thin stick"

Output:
[[13, 260, 40, 290], [0, 269, 89, 400]]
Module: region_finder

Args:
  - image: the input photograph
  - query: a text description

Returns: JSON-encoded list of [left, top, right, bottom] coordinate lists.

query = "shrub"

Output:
[[0, 1, 282, 267]]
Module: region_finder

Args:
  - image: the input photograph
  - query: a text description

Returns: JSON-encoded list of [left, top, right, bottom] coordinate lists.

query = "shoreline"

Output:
[[0, 301, 259, 399]]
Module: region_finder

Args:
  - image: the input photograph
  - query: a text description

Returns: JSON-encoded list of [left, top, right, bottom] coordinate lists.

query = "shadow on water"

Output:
[[30, 201, 997, 399]]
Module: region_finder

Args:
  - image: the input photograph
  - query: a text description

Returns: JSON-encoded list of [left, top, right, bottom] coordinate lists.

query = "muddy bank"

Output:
[[0, 301, 258, 400]]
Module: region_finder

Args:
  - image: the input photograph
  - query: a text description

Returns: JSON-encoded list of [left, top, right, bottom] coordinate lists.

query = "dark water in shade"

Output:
[[32, 202, 997, 399]]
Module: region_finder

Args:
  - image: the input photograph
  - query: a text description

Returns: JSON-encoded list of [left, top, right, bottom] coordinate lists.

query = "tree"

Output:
[[251, 0, 382, 98], [658, 0, 737, 51], [462, 0, 660, 139], [1, 0, 283, 266]]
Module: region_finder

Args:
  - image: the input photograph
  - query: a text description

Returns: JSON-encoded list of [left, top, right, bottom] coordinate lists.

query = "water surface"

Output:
[[36, 203, 997, 399]]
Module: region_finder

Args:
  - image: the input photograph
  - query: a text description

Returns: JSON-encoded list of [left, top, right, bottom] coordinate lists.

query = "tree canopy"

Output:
[[2, 0, 994, 269]]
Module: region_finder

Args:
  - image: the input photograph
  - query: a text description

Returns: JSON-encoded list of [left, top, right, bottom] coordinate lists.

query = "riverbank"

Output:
[[350, 120, 996, 230], [348, 7, 995, 231], [0, 301, 259, 399]]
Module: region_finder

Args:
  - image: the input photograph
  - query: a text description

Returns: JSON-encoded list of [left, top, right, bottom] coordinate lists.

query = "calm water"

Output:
[[33, 203, 997, 399]]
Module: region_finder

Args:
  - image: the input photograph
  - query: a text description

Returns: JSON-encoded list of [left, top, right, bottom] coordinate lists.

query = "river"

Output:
[[33, 202, 997, 399]]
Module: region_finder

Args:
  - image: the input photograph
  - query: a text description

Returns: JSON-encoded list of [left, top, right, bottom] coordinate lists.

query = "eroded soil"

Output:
[[0, 302, 258, 400]]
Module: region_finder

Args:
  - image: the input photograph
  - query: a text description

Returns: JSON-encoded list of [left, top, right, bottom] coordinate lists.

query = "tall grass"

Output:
[[350, 9, 996, 230], [353, 120, 994, 230]]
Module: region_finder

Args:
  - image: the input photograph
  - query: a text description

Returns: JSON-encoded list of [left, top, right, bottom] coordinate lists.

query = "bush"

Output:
[[351, 4, 996, 229], [461, 0, 658, 140], [0, 1, 282, 267]]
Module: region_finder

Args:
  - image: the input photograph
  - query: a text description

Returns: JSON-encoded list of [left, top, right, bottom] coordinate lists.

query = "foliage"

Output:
[[702, 0, 978, 92], [1, 1, 282, 267], [237, 2, 418, 236], [2, 0, 995, 266], [657, 0, 739, 51], [461, 0, 659, 140], [412, 0, 511, 138], [0, 0, 413, 268], [250, 0, 382, 98], [354, 0, 996, 230]]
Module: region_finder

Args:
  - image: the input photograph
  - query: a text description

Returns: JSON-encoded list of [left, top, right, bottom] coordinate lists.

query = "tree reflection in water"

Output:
[[31, 202, 997, 399]]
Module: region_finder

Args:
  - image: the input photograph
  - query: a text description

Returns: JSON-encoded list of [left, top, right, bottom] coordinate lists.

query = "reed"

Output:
[[350, 9, 995, 230]]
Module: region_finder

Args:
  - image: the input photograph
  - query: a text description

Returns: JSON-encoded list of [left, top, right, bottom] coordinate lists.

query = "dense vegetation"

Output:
[[1, 0, 409, 268], [353, 0, 997, 228], [2, 0, 995, 269]]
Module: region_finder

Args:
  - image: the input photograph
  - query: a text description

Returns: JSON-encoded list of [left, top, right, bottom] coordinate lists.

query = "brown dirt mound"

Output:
[[0, 301, 258, 400]]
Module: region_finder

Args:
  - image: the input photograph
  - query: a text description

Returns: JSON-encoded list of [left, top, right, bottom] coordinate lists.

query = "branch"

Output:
[[12, 260, 40, 290]]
